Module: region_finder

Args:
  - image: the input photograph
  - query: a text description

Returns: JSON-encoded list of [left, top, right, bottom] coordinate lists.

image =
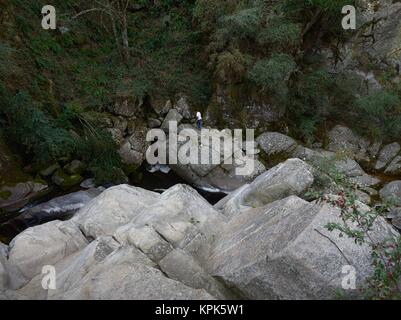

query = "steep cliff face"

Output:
[[331, 1, 401, 82]]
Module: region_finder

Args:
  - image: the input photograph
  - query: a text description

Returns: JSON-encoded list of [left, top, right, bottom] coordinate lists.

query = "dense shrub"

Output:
[[354, 91, 401, 140], [248, 54, 296, 90], [0, 85, 124, 184], [0, 89, 77, 163], [257, 17, 301, 49]]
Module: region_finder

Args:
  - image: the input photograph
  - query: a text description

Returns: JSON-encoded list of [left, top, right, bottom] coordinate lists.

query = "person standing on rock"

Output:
[[196, 111, 202, 130]]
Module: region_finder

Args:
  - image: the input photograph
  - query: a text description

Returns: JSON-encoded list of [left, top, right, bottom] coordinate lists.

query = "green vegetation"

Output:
[[354, 91, 401, 140], [0, 0, 400, 182], [306, 157, 401, 300], [325, 181, 401, 300], [0, 85, 123, 184]]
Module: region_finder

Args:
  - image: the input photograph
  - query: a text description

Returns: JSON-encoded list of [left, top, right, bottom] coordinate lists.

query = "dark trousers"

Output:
[[196, 119, 202, 130]]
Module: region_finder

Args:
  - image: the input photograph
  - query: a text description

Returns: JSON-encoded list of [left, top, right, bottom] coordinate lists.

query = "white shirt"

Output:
[[196, 112, 202, 120]]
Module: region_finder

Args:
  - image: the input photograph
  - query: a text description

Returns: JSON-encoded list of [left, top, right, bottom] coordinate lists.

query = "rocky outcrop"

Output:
[[7, 220, 89, 290], [256, 132, 298, 159], [52, 170, 83, 191], [205, 85, 285, 129], [71, 185, 160, 240], [356, 2, 401, 68], [375, 143, 400, 171], [169, 126, 266, 192], [0, 181, 49, 212], [161, 109, 183, 131], [0, 188, 103, 243], [209, 195, 395, 300], [1, 184, 224, 299], [118, 123, 148, 168], [327, 125, 370, 163], [215, 158, 314, 217], [328, 2, 401, 94], [380, 181, 401, 206], [0, 157, 398, 300]]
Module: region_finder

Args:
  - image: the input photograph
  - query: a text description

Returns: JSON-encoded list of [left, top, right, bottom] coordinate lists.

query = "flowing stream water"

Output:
[[0, 165, 227, 244]]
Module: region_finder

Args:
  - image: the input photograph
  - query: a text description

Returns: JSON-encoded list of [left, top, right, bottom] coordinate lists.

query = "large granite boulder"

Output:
[[293, 146, 381, 187], [1, 163, 397, 300], [71, 185, 160, 240], [6, 220, 88, 290], [375, 142, 400, 171], [158, 248, 233, 299], [113, 184, 227, 269], [17, 236, 200, 300], [256, 132, 298, 161], [241, 158, 313, 208], [208, 196, 397, 299], [170, 126, 265, 192], [326, 125, 370, 163], [380, 181, 401, 206], [215, 158, 314, 217], [3, 184, 224, 300], [52, 246, 214, 300]]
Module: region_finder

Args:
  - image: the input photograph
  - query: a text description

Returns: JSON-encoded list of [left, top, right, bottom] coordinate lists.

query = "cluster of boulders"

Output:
[[0, 95, 194, 212], [326, 125, 401, 176], [112, 94, 267, 192], [0, 159, 88, 213], [0, 188, 104, 242], [169, 126, 266, 192], [257, 128, 380, 197], [84, 95, 198, 174], [0, 158, 398, 300], [255, 125, 401, 230]]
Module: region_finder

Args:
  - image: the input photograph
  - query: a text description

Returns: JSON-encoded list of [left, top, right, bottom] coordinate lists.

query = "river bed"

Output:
[[0, 165, 227, 244]]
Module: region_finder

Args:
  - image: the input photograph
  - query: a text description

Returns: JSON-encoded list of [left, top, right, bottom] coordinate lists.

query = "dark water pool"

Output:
[[0, 166, 227, 244], [136, 164, 227, 205]]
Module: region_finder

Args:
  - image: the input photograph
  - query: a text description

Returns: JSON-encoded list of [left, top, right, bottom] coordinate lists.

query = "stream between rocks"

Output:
[[0, 165, 227, 244]]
